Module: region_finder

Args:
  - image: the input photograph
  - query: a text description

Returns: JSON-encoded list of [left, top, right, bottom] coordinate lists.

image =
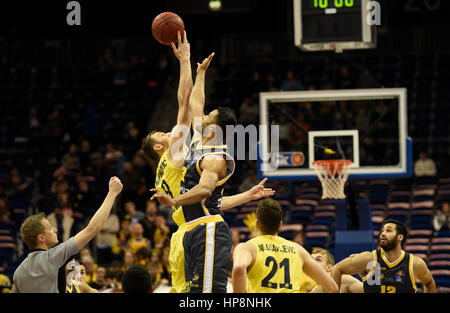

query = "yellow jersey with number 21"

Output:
[[246, 235, 303, 293]]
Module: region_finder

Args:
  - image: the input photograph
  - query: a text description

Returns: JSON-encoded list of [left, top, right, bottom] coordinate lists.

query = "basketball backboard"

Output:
[[257, 88, 412, 180]]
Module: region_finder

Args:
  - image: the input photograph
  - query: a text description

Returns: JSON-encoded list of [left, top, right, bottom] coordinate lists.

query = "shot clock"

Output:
[[293, 0, 376, 53]]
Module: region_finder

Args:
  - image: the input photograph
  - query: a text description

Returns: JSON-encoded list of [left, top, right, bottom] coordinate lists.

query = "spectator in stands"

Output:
[[136, 247, 151, 267], [116, 216, 132, 255], [5, 167, 32, 198], [81, 254, 98, 285], [109, 260, 123, 281], [280, 69, 304, 91], [265, 73, 279, 92], [122, 265, 152, 293], [103, 143, 125, 175], [119, 161, 143, 204], [101, 270, 121, 292], [433, 201, 450, 232], [357, 68, 378, 89], [73, 179, 97, 222], [90, 265, 106, 289], [96, 209, 120, 266], [239, 93, 259, 125], [122, 250, 135, 272], [0, 197, 13, 223], [337, 66, 353, 89], [238, 169, 259, 194], [47, 203, 74, 243], [153, 212, 170, 250], [414, 152, 437, 177], [79, 139, 97, 175], [355, 107, 371, 129], [147, 261, 163, 289], [140, 201, 157, 241], [50, 174, 69, 195], [127, 222, 151, 254], [46, 109, 65, 155], [249, 71, 265, 94], [80, 246, 93, 260], [60, 143, 82, 177], [335, 101, 353, 130], [124, 200, 145, 225]]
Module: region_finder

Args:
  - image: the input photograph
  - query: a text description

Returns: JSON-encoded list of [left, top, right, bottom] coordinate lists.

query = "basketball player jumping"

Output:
[[232, 198, 338, 293], [330, 219, 437, 293], [143, 34, 274, 293]]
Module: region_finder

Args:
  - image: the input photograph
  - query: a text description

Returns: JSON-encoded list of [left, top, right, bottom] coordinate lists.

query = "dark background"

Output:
[[1, 0, 449, 39]]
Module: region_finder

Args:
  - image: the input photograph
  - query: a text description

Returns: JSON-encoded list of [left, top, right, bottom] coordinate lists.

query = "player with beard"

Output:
[[330, 219, 437, 293]]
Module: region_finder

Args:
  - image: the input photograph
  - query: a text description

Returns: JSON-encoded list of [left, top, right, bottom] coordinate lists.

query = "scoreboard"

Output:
[[293, 0, 377, 52]]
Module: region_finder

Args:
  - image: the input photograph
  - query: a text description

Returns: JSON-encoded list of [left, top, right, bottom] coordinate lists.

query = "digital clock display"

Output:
[[303, 0, 361, 10], [301, 0, 363, 43]]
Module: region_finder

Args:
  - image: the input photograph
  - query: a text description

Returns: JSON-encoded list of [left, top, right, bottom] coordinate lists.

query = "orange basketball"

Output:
[[151, 12, 185, 45]]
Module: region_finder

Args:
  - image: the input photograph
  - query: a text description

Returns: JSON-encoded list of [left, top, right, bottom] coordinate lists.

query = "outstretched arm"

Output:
[[151, 154, 224, 206], [330, 251, 373, 290], [168, 31, 192, 166], [190, 53, 215, 141], [74, 177, 123, 250], [221, 178, 275, 210]]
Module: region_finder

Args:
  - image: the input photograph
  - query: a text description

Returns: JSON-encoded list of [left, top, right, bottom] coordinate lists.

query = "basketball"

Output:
[[152, 12, 185, 45]]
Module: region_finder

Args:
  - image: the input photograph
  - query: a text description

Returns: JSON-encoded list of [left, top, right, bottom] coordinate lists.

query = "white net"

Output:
[[312, 160, 352, 199]]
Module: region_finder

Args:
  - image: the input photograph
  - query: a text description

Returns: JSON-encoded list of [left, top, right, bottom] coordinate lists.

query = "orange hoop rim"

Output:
[[312, 159, 352, 168]]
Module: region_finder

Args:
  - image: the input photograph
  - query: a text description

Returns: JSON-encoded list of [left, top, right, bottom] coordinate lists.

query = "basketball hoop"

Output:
[[312, 160, 352, 199]]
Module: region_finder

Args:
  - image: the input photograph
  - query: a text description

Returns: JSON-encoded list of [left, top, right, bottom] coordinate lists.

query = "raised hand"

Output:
[[171, 31, 190, 62], [248, 177, 276, 200], [196, 52, 215, 74], [149, 188, 176, 206], [109, 176, 123, 196]]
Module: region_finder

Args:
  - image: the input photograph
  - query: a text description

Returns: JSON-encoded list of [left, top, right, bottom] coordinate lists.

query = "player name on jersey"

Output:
[[257, 243, 296, 254]]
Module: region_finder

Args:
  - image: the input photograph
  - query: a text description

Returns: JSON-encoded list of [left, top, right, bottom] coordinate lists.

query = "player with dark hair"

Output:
[[331, 219, 437, 293], [122, 265, 152, 293], [150, 51, 244, 293], [11, 177, 123, 293], [232, 198, 338, 293], [150, 49, 275, 293]]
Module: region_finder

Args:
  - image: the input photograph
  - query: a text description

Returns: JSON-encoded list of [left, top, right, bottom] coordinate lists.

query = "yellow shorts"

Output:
[[169, 223, 188, 293]]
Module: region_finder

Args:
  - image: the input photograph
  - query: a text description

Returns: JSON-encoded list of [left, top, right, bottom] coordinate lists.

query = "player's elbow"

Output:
[[198, 184, 213, 199], [84, 223, 100, 238], [232, 264, 247, 276]]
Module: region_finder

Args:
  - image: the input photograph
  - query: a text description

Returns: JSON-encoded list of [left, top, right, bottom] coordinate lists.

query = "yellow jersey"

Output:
[[246, 235, 303, 293], [299, 273, 317, 293], [155, 151, 186, 226]]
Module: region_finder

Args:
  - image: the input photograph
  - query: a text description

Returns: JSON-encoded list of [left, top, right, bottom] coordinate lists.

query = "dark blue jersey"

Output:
[[179, 139, 235, 223], [363, 249, 417, 293]]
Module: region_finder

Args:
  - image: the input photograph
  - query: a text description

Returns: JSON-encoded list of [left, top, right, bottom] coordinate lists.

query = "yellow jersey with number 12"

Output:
[[155, 151, 186, 226], [246, 235, 303, 293]]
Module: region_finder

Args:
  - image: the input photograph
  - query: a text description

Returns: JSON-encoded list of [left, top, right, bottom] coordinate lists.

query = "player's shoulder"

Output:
[[411, 253, 427, 268]]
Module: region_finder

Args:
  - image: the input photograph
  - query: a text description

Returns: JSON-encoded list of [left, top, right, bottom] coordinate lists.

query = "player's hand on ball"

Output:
[[109, 177, 123, 195], [196, 52, 214, 74], [249, 177, 276, 200], [149, 188, 176, 206], [171, 31, 190, 62]]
